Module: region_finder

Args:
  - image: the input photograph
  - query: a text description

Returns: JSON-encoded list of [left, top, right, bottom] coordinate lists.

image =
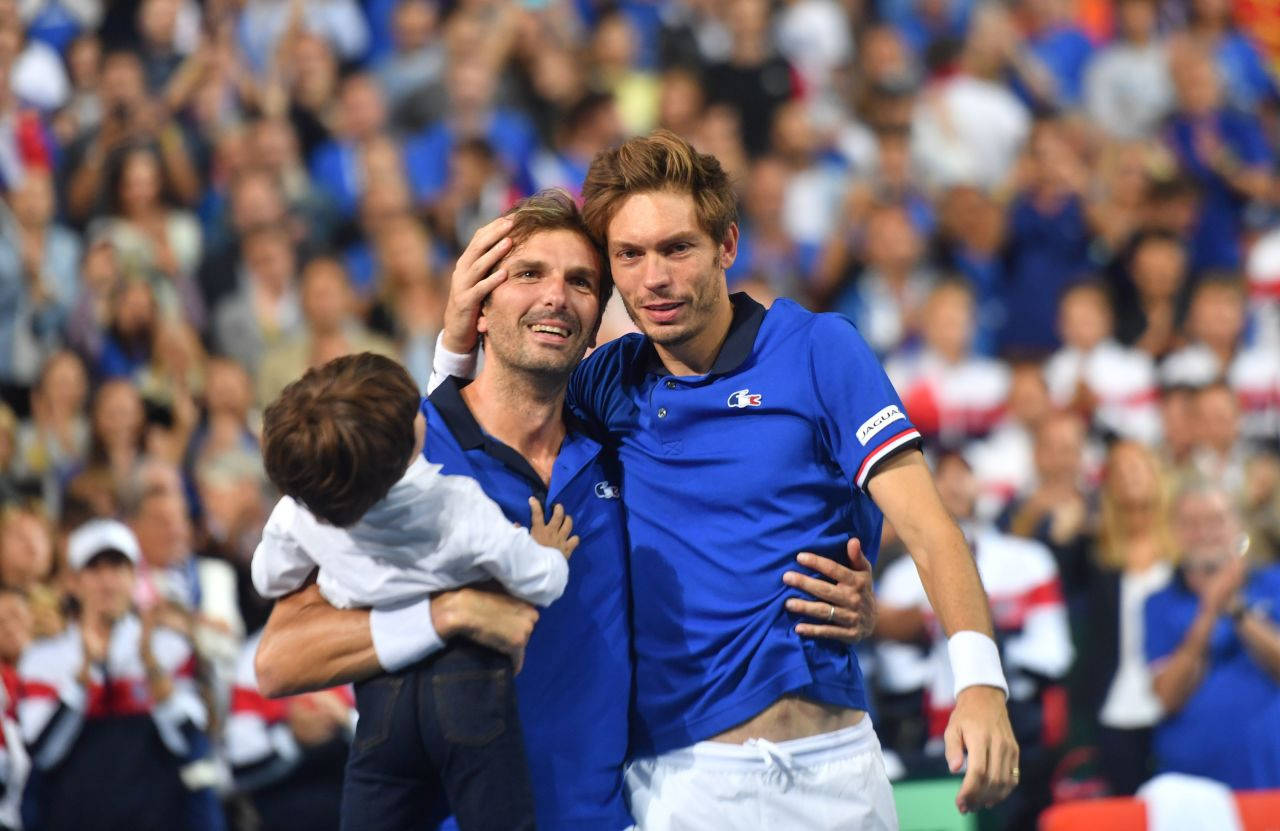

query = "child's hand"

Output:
[[528, 497, 579, 559]]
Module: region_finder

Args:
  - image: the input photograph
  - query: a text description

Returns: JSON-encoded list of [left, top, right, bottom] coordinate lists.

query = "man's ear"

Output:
[[476, 295, 491, 336], [718, 223, 740, 271]]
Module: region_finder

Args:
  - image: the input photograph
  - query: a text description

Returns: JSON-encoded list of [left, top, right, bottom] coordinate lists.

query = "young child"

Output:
[[251, 352, 577, 830]]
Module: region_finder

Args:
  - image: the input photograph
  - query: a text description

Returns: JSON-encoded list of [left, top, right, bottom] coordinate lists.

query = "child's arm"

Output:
[[528, 499, 579, 560], [446, 477, 574, 607], [251, 498, 321, 600]]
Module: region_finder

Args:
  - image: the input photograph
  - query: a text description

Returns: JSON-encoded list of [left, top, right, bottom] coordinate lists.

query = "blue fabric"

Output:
[[1164, 108, 1273, 272], [363, 0, 401, 64], [1215, 32, 1280, 111], [24, 2, 83, 52], [1020, 26, 1094, 108], [403, 113, 540, 201], [96, 337, 148, 380], [950, 249, 1004, 358], [308, 141, 361, 219], [999, 194, 1093, 354], [725, 221, 818, 292], [877, 0, 973, 56], [421, 384, 634, 831], [1144, 565, 1280, 789], [340, 643, 536, 831], [343, 243, 377, 299], [567, 295, 918, 754], [617, 0, 664, 70]]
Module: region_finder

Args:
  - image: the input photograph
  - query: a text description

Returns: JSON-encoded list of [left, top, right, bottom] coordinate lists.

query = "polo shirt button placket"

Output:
[[665, 380, 677, 389], [657, 407, 668, 419]]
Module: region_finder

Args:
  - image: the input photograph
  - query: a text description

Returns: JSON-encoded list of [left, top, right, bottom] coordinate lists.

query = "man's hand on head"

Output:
[[443, 215, 515, 354], [945, 686, 1020, 814], [782, 538, 876, 642], [431, 584, 539, 673]]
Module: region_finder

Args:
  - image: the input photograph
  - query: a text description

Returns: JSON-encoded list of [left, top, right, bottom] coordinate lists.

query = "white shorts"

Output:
[[624, 719, 899, 831]]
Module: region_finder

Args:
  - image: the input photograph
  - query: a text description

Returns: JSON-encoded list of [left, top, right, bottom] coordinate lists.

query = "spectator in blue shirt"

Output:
[[308, 74, 409, 221], [1145, 480, 1280, 789], [999, 118, 1095, 357], [1162, 44, 1273, 272], [878, 0, 974, 58], [1013, 0, 1094, 110], [1185, 0, 1280, 111], [726, 155, 815, 303], [403, 59, 540, 202]]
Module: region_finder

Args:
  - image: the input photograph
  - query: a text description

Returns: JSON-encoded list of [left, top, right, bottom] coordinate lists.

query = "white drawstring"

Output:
[[746, 738, 798, 787]]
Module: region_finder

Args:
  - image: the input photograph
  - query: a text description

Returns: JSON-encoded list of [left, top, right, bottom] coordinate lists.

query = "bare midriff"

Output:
[[709, 695, 866, 744]]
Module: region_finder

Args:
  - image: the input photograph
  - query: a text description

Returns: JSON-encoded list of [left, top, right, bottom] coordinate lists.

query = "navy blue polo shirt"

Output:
[[423, 379, 633, 831], [568, 294, 922, 754], [1145, 564, 1280, 789]]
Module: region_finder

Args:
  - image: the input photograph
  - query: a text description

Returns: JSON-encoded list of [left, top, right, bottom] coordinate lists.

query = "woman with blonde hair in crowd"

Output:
[[1082, 440, 1178, 795]]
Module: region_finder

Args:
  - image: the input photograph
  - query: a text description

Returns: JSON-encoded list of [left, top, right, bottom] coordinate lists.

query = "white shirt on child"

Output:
[[251, 456, 570, 611]]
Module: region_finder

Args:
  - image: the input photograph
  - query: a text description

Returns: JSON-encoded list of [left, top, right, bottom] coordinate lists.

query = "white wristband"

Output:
[[428, 332, 479, 393], [370, 596, 444, 672], [948, 630, 1009, 698]]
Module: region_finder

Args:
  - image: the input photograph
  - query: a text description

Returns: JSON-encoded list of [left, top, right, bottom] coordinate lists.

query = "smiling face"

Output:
[[1175, 488, 1242, 596], [478, 229, 604, 380], [72, 552, 136, 623], [606, 189, 736, 352]]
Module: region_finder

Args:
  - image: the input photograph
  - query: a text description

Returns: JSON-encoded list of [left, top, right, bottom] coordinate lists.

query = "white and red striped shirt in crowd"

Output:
[[1161, 343, 1280, 444], [224, 631, 355, 792], [1246, 229, 1280, 350], [886, 350, 1010, 442], [16, 615, 206, 771], [0, 665, 29, 830], [965, 423, 1036, 522], [1044, 340, 1162, 444], [876, 525, 1074, 734]]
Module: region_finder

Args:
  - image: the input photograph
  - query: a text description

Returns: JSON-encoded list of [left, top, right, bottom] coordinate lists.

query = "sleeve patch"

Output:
[[856, 405, 907, 446]]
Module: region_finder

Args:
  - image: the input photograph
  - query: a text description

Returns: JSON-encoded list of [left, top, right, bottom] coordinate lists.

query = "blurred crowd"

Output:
[[0, 0, 1279, 828]]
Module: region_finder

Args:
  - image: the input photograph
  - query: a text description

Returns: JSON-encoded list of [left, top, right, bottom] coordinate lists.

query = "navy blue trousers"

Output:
[[339, 641, 536, 831]]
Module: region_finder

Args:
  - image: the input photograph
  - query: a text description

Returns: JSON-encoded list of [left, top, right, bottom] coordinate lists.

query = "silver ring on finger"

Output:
[[826, 603, 836, 622]]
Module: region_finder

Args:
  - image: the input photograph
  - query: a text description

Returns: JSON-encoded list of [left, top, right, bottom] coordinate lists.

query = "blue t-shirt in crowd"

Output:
[[1018, 25, 1094, 109], [423, 380, 633, 831], [1215, 32, 1280, 111], [877, 0, 973, 56], [1164, 108, 1273, 272], [568, 294, 921, 755], [1145, 565, 1280, 789], [999, 193, 1094, 355], [402, 114, 541, 201]]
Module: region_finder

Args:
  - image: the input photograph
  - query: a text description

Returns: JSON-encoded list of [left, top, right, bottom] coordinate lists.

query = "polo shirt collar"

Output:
[[428, 376, 487, 450], [427, 376, 601, 500], [639, 292, 767, 378]]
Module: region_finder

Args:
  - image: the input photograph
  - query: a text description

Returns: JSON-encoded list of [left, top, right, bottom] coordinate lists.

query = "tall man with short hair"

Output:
[[433, 131, 1019, 825]]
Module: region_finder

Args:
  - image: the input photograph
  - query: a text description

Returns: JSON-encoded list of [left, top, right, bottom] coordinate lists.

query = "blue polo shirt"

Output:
[[568, 294, 922, 754], [1145, 565, 1280, 789], [423, 379, 633, 831]]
